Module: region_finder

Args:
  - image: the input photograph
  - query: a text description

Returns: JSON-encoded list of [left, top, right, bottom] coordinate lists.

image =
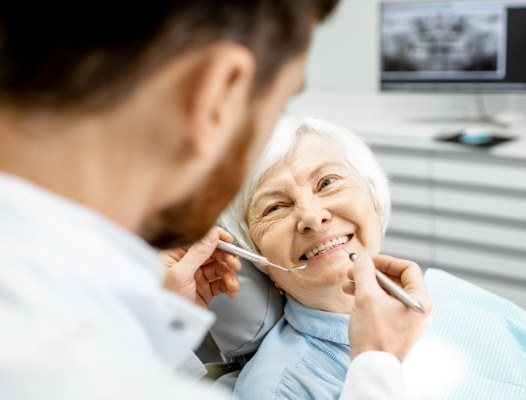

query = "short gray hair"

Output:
[[220, 116, 390, 255]]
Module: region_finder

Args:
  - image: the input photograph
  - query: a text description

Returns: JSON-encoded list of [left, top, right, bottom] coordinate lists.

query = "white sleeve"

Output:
[[339, 351, 409, 400]]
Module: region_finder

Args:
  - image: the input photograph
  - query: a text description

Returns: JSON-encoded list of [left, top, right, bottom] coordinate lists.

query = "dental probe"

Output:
[[217, 240, 308, 272], [348, 252, 425, 314]]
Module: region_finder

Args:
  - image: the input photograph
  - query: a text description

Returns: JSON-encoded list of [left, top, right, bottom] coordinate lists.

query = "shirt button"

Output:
[[170, 319, 185, 330]]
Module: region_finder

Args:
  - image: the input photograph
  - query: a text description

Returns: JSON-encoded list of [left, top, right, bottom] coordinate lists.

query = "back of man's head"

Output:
[[0, 0, 338, 111], [0, 0, 340, 247]]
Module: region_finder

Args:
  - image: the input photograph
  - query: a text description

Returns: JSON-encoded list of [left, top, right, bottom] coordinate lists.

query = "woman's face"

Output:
[[247, 133, 383, 300]]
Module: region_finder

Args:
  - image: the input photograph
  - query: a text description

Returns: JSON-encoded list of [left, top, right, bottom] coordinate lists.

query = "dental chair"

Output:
[[196, 258, 284, 391]]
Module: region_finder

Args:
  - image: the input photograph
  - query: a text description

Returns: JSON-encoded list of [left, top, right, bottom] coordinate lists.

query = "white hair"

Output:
[[220, 116, 391, 257]]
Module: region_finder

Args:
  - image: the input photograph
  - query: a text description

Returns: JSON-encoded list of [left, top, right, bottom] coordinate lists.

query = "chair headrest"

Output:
[[208, 258, 284, 357]]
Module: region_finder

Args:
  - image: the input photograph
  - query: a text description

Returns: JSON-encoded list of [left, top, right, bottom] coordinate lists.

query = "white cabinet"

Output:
[[433, 158, 526, 191], [434, 244, 526, 281], [390, 184, 432, 208], [434, 215, 525, 252], [376, 153, 431, 179], [382, 236, 434, 265], [371, 141, 526, 309], [433, 188, 526, 222], [389, 209, 433, 237]]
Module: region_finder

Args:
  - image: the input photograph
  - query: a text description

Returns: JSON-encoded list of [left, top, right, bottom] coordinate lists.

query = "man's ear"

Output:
[[182, 42, 256, 159]]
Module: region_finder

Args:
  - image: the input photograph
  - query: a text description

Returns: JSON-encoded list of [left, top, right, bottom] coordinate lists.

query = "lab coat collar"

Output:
[[284, 294, 350, 346]]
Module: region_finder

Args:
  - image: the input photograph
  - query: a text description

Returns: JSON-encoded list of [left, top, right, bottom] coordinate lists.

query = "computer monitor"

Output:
[[380, 1, 526, 92]]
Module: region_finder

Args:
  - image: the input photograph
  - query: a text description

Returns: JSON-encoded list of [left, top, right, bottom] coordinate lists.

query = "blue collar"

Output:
[[284, 295, 350, 346]]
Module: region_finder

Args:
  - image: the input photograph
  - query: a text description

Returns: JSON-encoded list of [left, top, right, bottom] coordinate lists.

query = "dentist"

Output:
[[0, 1, 429, 399]]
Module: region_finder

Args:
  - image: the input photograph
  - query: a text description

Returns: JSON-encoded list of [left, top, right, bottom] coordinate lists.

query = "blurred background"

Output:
[[289, 0, 526, 308]]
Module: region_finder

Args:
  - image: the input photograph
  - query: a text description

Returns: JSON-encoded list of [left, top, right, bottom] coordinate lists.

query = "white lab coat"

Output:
[[0, 173, 408, 400]]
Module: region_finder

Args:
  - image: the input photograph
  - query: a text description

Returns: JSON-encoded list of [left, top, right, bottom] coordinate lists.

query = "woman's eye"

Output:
[[319, 177, 337, 190], [264, 204, 282, 216]]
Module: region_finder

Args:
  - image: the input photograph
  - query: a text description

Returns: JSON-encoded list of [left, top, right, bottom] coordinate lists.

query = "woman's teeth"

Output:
[[305, 235, 351, 260]]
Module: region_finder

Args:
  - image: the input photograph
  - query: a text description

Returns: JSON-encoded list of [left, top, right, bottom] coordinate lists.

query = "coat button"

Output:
[[170, 319, 185, 330]]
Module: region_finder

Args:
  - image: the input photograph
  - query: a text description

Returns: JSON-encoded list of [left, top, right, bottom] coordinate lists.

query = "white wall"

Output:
[[306, 0, 379, 92], [296, 0, 526, 121]]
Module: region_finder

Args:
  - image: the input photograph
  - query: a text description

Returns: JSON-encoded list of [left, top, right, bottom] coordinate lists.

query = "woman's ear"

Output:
[[182, 42, 256, 159]]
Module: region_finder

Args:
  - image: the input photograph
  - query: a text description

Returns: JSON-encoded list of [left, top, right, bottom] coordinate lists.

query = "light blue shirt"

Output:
[[235, 270, 526, 400], [234, 295, 352, 400]]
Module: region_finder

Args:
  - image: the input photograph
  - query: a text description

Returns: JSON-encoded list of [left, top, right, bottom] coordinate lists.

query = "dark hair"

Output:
[[0, 0, 339, 110]]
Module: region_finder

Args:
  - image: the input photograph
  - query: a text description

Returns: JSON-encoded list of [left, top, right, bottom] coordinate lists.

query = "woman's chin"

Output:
[[305, 259, 351, 286]]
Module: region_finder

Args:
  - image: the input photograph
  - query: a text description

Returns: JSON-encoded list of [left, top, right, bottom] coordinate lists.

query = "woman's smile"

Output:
[[299, 233, 354, 263]]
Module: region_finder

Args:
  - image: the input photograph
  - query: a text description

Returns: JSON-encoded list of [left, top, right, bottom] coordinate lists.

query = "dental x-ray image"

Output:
[[381, 2, 506, 80]]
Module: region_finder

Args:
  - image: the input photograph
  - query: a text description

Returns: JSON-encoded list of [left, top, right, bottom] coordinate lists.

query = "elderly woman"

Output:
[[219, 116, 405, 398], [219, 117, 526, 400]]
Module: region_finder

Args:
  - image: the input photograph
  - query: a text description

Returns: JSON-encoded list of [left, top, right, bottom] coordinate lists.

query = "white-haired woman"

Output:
[[220, 116, 427, 399], [219, 116, 526, 400]]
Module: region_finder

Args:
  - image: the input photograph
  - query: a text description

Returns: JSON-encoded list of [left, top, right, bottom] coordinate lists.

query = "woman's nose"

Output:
[[296, 200, 332, 234]]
